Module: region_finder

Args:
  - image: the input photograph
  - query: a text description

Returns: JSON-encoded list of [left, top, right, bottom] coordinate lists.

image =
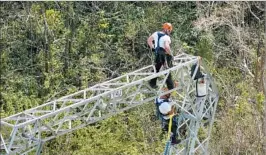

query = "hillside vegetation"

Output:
[[1, 2, 266, 154]]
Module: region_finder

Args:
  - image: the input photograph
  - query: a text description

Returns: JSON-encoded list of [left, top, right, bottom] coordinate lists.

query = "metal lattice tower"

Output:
[[0, 53, 219, 155]]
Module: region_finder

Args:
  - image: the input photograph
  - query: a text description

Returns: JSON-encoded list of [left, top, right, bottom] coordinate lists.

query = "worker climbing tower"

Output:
[[0, 53, 219, 155]]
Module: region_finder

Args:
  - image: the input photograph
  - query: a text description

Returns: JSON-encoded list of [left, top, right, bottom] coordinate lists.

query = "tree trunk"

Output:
[[41, 3, 50, 73], [262, 2, 266, 154], [63, 3, 75, 76], [262, 47, 266, 154], [263, 53, 266, 155], [63, 3, 77, 79], [254, 33, 262, 90]]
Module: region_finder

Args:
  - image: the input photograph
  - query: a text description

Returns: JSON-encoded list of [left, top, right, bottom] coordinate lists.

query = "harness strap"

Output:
[[167, 115, 174, 140], [155, 32, 166, 53]]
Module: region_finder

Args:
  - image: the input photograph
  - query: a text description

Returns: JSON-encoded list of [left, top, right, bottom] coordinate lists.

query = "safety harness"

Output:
[[155, 32, 167, 54], [154, 32, 171, 69]]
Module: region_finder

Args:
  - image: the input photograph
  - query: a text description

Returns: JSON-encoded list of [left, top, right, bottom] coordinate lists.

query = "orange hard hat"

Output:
[[162, 23, 173, 31]]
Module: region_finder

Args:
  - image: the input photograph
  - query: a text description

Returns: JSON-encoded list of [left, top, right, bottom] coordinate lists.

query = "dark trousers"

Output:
[[163, 117, 178, 141], [149, 48, 174, 90]]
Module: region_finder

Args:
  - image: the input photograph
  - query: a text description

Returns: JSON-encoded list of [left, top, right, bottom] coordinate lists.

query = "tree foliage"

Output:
[[1, 1, 266, 154]]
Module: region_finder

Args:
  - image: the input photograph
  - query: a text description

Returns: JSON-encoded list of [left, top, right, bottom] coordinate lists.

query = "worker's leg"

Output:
[[166, 54, 173, 67], [165, 118, 180, 144], [171, 117, 181, 144], [195, 97, 205, 112], [149, 62, 163, 88], [166, 73, 174, 90], [165, 54, 174, 90], [149, 51, 164, 88], [171, 122, 178, 142]]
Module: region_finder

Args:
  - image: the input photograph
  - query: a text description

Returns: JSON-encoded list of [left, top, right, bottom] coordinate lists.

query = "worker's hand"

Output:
[[167, 54, 174, 62], [165, 51, 171, 55], [166, 52, 174, 60], [170, 106, 176, 115]]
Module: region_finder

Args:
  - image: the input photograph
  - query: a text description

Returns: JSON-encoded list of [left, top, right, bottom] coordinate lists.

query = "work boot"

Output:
[[171, 137, 181, 145]]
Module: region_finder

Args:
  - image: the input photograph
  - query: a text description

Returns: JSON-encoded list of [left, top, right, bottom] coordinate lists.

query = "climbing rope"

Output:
[[167, 115, 173, 140], [163, 114, 174, 155]]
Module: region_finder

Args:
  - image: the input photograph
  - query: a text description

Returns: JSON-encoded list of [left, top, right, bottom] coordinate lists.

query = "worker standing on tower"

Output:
[[147, 23, 174, 90]]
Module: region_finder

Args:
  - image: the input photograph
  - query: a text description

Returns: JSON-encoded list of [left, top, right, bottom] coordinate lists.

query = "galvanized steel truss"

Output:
[[0, 53, 219, 155]]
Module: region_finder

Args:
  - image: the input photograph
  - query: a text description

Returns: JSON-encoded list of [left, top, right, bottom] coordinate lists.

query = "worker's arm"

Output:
[[164, 40, 171, 55], [170, 105, 176, 115], [147, 35, 155, 50]]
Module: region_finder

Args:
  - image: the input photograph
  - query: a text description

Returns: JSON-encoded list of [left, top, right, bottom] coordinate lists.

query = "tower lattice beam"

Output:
[[0, 53, 219, 155]]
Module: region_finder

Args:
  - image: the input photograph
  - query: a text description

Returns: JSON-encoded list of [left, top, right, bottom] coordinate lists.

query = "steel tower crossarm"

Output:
[[0, 53, 219, 155]]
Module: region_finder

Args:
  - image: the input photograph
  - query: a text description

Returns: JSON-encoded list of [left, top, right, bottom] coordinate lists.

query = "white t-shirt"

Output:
[[152, 31, 171, 49]]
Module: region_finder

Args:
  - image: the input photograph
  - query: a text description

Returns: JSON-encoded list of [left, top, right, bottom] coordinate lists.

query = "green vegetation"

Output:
[[1, 1, 266, 154]]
